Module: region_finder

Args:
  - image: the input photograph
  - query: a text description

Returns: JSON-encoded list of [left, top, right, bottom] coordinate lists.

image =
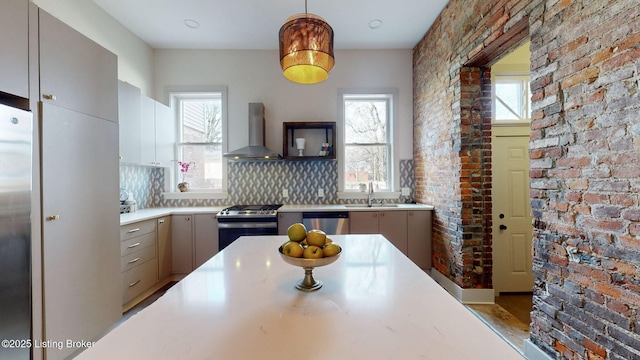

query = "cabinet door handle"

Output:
[[46, 215, 60, 221], [127, 228, 140, 233], [128, 280, 141, 287], [127, 242, 140, 249], [158, 219, 165, 224], [128, 257, 140, 264], [42, 94, 57, 100]]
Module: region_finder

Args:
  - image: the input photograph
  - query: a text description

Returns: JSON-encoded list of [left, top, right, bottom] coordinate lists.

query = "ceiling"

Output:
[[90, 0, 450, 50]]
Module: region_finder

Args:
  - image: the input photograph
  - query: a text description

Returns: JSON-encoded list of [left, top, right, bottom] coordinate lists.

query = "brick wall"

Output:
[[414, 0, 640, 359]]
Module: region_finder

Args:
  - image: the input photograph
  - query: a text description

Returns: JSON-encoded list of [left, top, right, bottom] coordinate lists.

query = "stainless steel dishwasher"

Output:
[[302, 212, 350, 234]]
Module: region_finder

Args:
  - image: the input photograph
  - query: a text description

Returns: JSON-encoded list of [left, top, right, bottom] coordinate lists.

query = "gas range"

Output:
[[216, 204, 283, 219]]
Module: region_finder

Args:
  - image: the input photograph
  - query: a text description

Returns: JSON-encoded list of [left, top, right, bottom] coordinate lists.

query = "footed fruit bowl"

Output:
[[278, 245, 342, 292]]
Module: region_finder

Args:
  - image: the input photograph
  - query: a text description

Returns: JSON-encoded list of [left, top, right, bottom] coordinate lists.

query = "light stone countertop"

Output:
[[120, 204, 434, 225], [279, 203, 434, 212], [77, 234, 522, 360], [119, 207, 226, 225]]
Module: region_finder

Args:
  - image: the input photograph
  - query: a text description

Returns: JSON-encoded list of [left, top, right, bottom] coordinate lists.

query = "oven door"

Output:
[[217, 218, 278, 250]]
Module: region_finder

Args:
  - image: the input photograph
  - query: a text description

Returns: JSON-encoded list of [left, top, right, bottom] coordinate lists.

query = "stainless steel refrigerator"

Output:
[[0, 103, 32, 360]]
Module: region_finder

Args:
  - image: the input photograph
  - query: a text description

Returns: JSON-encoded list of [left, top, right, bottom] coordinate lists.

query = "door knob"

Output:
[[499, 224, 507, 230]]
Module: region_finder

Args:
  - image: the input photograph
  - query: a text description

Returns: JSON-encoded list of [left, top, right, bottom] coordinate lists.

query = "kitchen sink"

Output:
[[343, 204, 399, 208]]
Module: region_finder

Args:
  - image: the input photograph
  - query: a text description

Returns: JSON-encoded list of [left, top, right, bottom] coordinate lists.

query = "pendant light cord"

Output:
[[305, 0, 307, 14]]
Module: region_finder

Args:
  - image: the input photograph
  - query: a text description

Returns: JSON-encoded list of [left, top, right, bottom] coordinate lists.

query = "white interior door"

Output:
[[492, 134, 534, 293]]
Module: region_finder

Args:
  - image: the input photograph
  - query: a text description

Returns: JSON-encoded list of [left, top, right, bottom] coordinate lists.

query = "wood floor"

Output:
[[466, 293, 532, 354], [117, 281, 178, 325]]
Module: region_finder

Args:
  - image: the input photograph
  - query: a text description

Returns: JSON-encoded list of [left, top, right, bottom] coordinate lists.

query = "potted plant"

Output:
[[177, 161, 194, 192], [359, 183, 367, 192]]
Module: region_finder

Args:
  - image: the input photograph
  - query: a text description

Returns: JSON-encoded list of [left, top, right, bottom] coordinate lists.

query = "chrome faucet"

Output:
[[367, 181, 374, 207]]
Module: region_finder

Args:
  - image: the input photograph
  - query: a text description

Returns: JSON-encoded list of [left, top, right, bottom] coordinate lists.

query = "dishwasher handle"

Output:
[[303, 212, 349, 219]]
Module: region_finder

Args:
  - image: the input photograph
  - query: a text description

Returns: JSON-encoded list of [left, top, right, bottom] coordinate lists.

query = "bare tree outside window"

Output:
[[343, 94, 392, 191], [177, 93, 224, 190]]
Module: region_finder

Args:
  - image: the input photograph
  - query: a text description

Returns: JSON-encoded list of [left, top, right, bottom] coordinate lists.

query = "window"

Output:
[[493, 75, 531, 122], [173, 90, 227, 192], [340, 92, 394, 192]]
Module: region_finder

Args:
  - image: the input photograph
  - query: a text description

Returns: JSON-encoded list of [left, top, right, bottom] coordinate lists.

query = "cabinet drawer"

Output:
[[122, 258, 158, 304], [121, 244, 156, 273], [120, 219, 156, 241], [120, 232, 155, 257]]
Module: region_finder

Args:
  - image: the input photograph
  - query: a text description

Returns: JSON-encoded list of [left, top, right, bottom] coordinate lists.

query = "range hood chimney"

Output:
[[224, 103, 281, 160]]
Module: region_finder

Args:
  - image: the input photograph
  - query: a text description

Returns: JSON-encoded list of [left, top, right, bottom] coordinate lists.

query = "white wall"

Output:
[[153, 49, 414, 160], [32, 0, 154, 94]]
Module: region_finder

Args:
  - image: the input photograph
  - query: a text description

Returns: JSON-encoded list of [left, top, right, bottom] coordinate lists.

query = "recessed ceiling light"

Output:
[[368, 19, 383, 29], [184, 19, 200, 29]]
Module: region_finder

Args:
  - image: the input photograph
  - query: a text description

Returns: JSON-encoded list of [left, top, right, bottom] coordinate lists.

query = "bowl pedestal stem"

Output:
[[296, 267, 323, 292]]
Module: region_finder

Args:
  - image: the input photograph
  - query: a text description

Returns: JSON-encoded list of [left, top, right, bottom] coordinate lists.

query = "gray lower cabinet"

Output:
[[350, 211, 408, 254], [120, 219, 158, 306], [194, 214, 218, 269], [350, 210, 432, 268], [171, 213, 220, 274], [407, 210, 432, 270], [278, 212, 303, 234], [280, 210, 431, 268], [157, 216, 172, 280], [172, 215, 194, 274]]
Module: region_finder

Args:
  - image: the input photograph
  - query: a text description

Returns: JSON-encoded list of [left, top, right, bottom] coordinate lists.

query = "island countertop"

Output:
[[78, 235, 522, 359]]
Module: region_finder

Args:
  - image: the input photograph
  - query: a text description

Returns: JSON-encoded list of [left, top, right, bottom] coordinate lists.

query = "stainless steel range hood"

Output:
[[224, 103, 281, 160]]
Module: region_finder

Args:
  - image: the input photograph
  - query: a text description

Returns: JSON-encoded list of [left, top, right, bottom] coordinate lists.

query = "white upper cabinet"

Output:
[[141, 95, 175, 167], [140, 95, 156, 165], [154, 100, 175, 167], [119, 81, 176, 167], [118, 81, 142, 164], [38, 9, 118, 122], [0, 0, 29, 99]]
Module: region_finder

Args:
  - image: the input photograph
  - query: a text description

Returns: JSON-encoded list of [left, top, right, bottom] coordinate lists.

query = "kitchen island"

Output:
[[78, 235, 523, 359]]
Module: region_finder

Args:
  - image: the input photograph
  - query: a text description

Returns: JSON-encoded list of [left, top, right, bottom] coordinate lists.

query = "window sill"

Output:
[[337, 191, 401, 200], [162, 191, 228, 200]]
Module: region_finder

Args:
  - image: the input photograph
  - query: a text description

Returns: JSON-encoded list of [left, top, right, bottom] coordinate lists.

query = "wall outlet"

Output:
[[282, 188, 289, 198], [317, 188, 324, 198], [401, 187, 411, 196]]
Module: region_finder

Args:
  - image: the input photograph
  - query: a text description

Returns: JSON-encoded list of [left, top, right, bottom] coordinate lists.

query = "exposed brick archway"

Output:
[[415, 1, 640, 359]]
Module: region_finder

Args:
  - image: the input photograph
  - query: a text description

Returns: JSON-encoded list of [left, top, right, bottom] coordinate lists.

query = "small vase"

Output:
[[359, 184, 367, 192], [178, 182, 189, 192]]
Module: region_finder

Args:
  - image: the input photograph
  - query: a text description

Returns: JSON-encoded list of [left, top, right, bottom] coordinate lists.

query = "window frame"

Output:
[[491, 74, 531, 125], [165, 86, 228, 199], [337, 88, 399, 198]]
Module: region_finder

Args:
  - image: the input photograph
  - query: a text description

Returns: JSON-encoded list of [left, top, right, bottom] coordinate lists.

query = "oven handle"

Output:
[[218, 222, 277, 229]]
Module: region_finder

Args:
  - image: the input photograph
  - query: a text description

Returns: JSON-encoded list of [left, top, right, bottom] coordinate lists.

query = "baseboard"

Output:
[[524, 339, 554, 360], [429, 268, 495, 304]]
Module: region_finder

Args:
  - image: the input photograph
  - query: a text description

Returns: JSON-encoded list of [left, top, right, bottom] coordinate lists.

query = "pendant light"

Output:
[[279, 0, 334, 84]]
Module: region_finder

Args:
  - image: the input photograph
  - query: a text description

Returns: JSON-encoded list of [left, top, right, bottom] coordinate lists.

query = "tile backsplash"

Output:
[[120, 159, 415, 209]]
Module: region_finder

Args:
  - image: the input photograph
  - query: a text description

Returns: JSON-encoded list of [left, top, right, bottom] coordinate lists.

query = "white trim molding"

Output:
[[524, 339, 555, 360], [429, 268, 495, 304]]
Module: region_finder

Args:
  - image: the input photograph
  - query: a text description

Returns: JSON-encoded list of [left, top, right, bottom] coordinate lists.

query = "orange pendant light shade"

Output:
[[279, 13, 334, 84]]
